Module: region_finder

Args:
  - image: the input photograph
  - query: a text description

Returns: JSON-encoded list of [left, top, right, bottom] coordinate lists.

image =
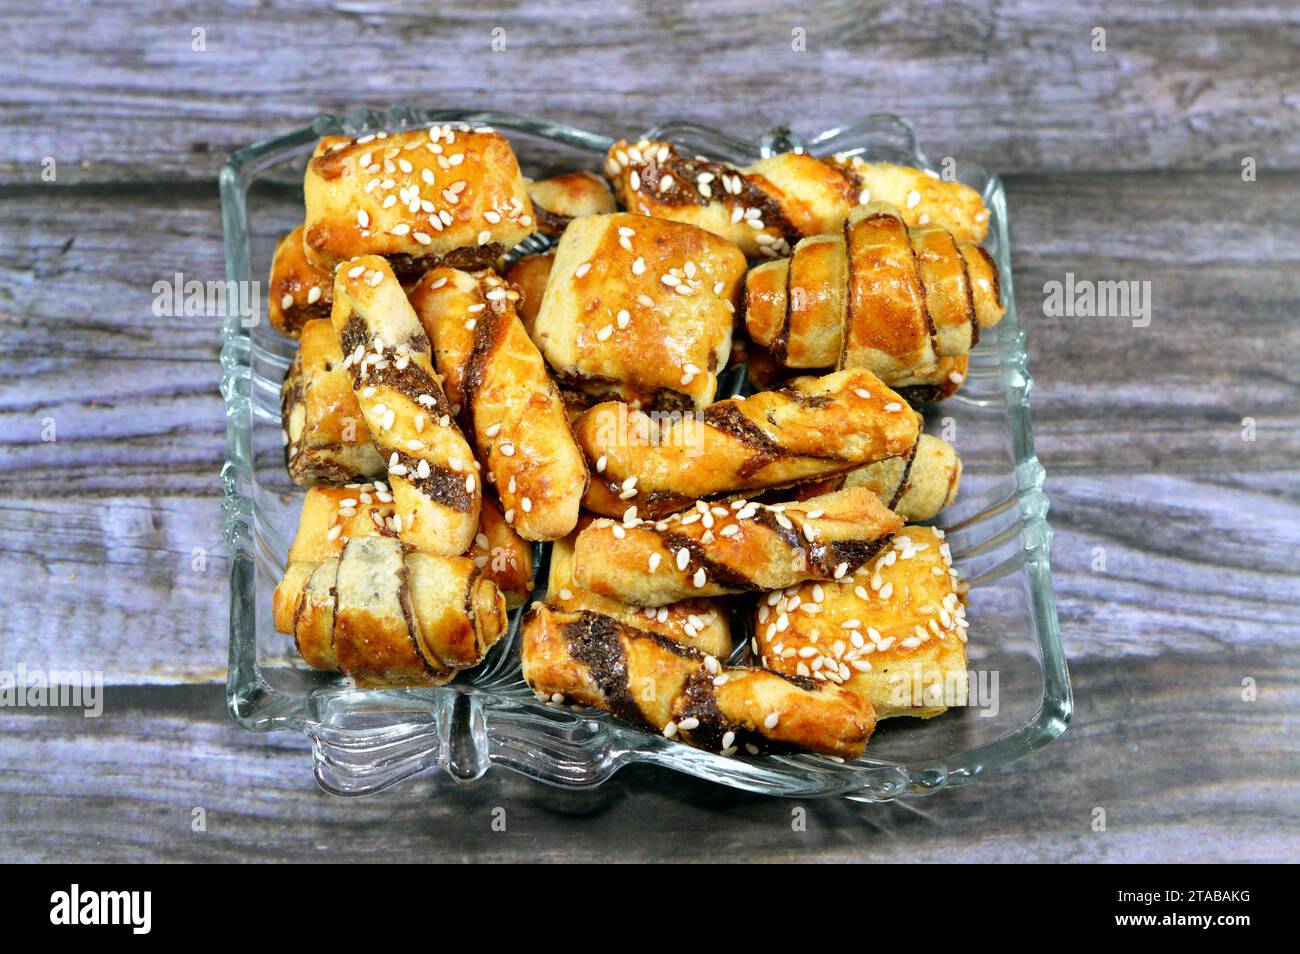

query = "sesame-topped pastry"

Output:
[[792, 433, 962, 522], [572, 487, 904, 607], [751, 526, 969, 719], [273, 536, 508, 687], [280, 318, 386, 486], [330, 255, 481, 556], [605, 139, 989, 259], [572, 368, 921, 519], [521, 604, 875, 758], [303, 125, 534, 276], [546, 523, 733, 657], [284, 484, 398, 565], [268, 226, 335, 337], [744, 202, 1003, 386], [525, 171, 618, 237], [531, 213, 746, 411], [408, 267, 587, 541]]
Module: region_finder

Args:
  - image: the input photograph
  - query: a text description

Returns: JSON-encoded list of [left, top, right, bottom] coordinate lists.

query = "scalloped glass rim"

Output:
[[219, 107, 1071, 800]]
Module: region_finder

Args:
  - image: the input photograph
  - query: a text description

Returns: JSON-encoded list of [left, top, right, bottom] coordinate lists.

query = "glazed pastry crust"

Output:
[[573, 368, 920, 518], [330, 255, 481, 555], [752, 527, 968, 718], [572, 488, 903, 606], [273, 537, 508, 688], [526, 171, 617, 237], [281, 319, 387, 486], [547, 525, 732, 657], [268, 226, 334, 337], [532, 213, 746, 410], [409, 267, 587, 541], [521, 604, 874, 758], [303, 126, 534, 275], [502, 252, 554, 337]]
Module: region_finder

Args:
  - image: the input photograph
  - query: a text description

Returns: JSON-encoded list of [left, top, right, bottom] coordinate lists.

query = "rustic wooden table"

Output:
[[2, 1, 1297, 862]]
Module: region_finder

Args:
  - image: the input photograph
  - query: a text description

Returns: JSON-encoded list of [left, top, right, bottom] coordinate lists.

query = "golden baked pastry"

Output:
[[547, 522, 732, 657], [792, 433, 962, 522], [467, 491, 535, 608], [521, 604, 875, 758], [408, 267, 587, 541], [605, 139, 989, 258], [268, 226, 334, 337], [502, 251, 553, 337], [744, 202, 1003, 385], [531, 212, 746, 410], [330, 255, 481, 555], [526, 171, 617, 237], [572, 368, 920, 519], [273, 536, 508, 687], [572, 487, 903, 606], [303, 126, 534, 276], [752, 526, 968, 718], [281, 318, 385, 486]]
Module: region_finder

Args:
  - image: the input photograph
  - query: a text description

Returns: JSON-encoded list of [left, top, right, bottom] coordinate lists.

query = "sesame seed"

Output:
[[884, 402, 903, 412], [693, 568, 706, 588], [499, 442, 515, 457], [763, 712, 780, 730]]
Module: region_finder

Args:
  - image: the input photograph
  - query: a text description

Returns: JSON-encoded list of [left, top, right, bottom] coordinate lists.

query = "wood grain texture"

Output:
[[1, 656, 1296, 863], [1, 0, 1297, 863], [1, 0, 1298, 185]]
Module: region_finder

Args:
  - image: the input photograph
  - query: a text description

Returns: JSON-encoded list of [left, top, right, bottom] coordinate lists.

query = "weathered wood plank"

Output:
[[2, 0, 1298, 185], [1, 654, 1296, 862]]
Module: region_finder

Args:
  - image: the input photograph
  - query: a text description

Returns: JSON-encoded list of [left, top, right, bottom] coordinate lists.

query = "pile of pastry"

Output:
[[270, 122, 1003, 761]]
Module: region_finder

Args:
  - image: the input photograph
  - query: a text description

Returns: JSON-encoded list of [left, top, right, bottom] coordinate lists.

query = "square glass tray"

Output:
[[220, 107, 1070, 799]]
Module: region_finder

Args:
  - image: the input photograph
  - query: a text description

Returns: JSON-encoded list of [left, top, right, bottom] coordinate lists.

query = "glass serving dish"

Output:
[[220, 108, 1070, 799]]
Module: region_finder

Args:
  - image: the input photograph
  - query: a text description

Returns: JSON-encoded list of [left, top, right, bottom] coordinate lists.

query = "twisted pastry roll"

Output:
[[522, 604, 875, 758], [331, 255, 481, 555], [532, 213, 746, 411], [409, 267, 587, 541], [284, 485, 534, 608], [281, 318, 385, 486], [605, 139, 989, 259], [752, 527, 969, 719], [268, 226, 334, 337], [304, 125, 534, 276], [272, 537, 508, 687], [792, 433, 962, 522], [547, 524, 732, 657], [525, 171, 617, 237], [745, 202, 1003, 383], [573, 487, 903, 606], [573, 368, 920, 519]]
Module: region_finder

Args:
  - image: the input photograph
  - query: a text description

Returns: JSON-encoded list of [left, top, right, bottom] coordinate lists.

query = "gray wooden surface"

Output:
[[1, 0, 1297, 863]]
